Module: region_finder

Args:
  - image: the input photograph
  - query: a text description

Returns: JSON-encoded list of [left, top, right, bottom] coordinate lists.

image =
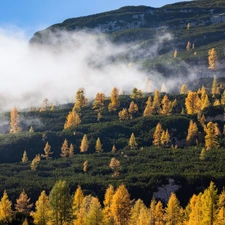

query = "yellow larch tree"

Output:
[[40, 98, 48, 112], [215, 189, 225, 225], [109, 158, 120, 177], [186, 41, 191, 51], [22, 150, 28, 163], [180, 84, 189, 94], [80, 134, 89, 153], [186, 120, 198, 146], [0, 190, 12, 224], [72, 185, 84, 221], [187, 22, 191, 30], [174, 50, 178, 58], [153, 90, 161, 114], [149, 197, 157, 224], [50, 103, 55, 111], [108, 87, 120, 111], [154, 201, 164, 225], [118, 108, 130, 120], [128, 133, 138, 150], [164, 192, 183, 225], [111, 184, 132, 225], [69, 144, 74, 158], [128, 101, 138, 119], [221, 90, 225, 105], [153, 123, 163, 148], [143, 96, 154, 116], [64, 110, 81, 129], [42, 142, 53, 160], [102, 185, 115, 225], [95, 137, 103, 152], [83, 160, 88, 172], [129, 199, 149, 225], [202, 94, 210, 110], [204, 121, 219, 150], [10, 106, 22, 134], [92, 92, 106, 112], [60, 139, 69, 158], [32, 190, 52, 225], [161, 95, 172, 115], [211, 75, 220, 96], [161, 129, 170, 147], [73, 88, 88, 112], [15, 190, 33, 213], [199, 147, 206, 161], [185, 92, 201, 114], [112, 144, 116, 153], [208, 48, 218, 70], [22, 218, 29, 225], [30, 154, 41, 171], [213, 99, 220, 106], [130, 88, 143, 99]]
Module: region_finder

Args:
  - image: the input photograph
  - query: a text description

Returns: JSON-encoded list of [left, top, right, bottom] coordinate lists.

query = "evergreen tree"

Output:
[[153, 90, 161, 114], [22, 150, 28, 163], [95, 137, 103, 152], [199, 148, 206, 161], [15, 190, 33, 213], [128, 101, 138, 119], [30, 154, 41, 171], [161, 95, 172, 115], [49, 180, 73, 225], [130, 88, 143, 99], [80, 134, 89, 153], [72, 185, 84, 221], [211, 75, 219, 96], [111, 184, 132, 225], [128, 133, 138, 150], [32, 190, 52, 225], [83, 160, 88, 173], [10, 106, 22, 133], [0, 190, 12, 224]]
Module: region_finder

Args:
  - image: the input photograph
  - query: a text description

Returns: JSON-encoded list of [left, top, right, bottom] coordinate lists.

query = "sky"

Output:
[[0, 0, 188, 39]]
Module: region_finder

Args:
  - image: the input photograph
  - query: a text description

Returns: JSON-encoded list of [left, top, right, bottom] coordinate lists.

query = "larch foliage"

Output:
[[161, 129, 170, 147], [153, 123, 163, 148], [174, 50, 177, 58], [112, 144, 116, 153], [83, 160, 88, 172], [92, 92, 106, 112], [32, 190, 52, 225], [109, 158, 120, 177], [108, 87, 120, 111], [86, 197, 103, 225], [80, 134, 89, 153], [216, 189, 225, 225], [50, 103, 55, 111], [15, 190, 33, 213], [60, 139, 69, 158], [10, 107, 22, 134], [40, 98, 48, 112], [73, 185, 84, 220], [186, 120, 198, 146], [221, 90, 225, 105], [213, 99, 220, 106], [161, 95, 172, 115], [128, 101, 138, 119], [199, 148, 206, 161], [165, 192, 183, 225], [22, 150, 28, 163], [111, 184, 132, 225], [201, 181, 218, 225], [153, 90, 161, 114], [161, 82, 167, 93], [187, 22, 191, 30], [73, 88, 88, 112], [128, 133, 138, 150], [208, 48, 218, 70], [204, 121, 219, 150], [202, 94, 211, 110], [180, 84, 189, 94], [186, 41, 191, 51], [95, 137, 103, 152], [118, 108, 130, 120], [102, 185, 115, 225], [149, 197, 157, 224], [22, 218, 29, 225], [154, 201, 164, 225], [129, 199, 149, 225], [69, 144, 74, 158], [30, 154, 41, 171], [143, 96, 154, 116], [42, 142, 53, 160], [0, 190, 12, 224], [29, 126, 34, 133], [185, 92, 201, 114], [64, 110, 81, 129]]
